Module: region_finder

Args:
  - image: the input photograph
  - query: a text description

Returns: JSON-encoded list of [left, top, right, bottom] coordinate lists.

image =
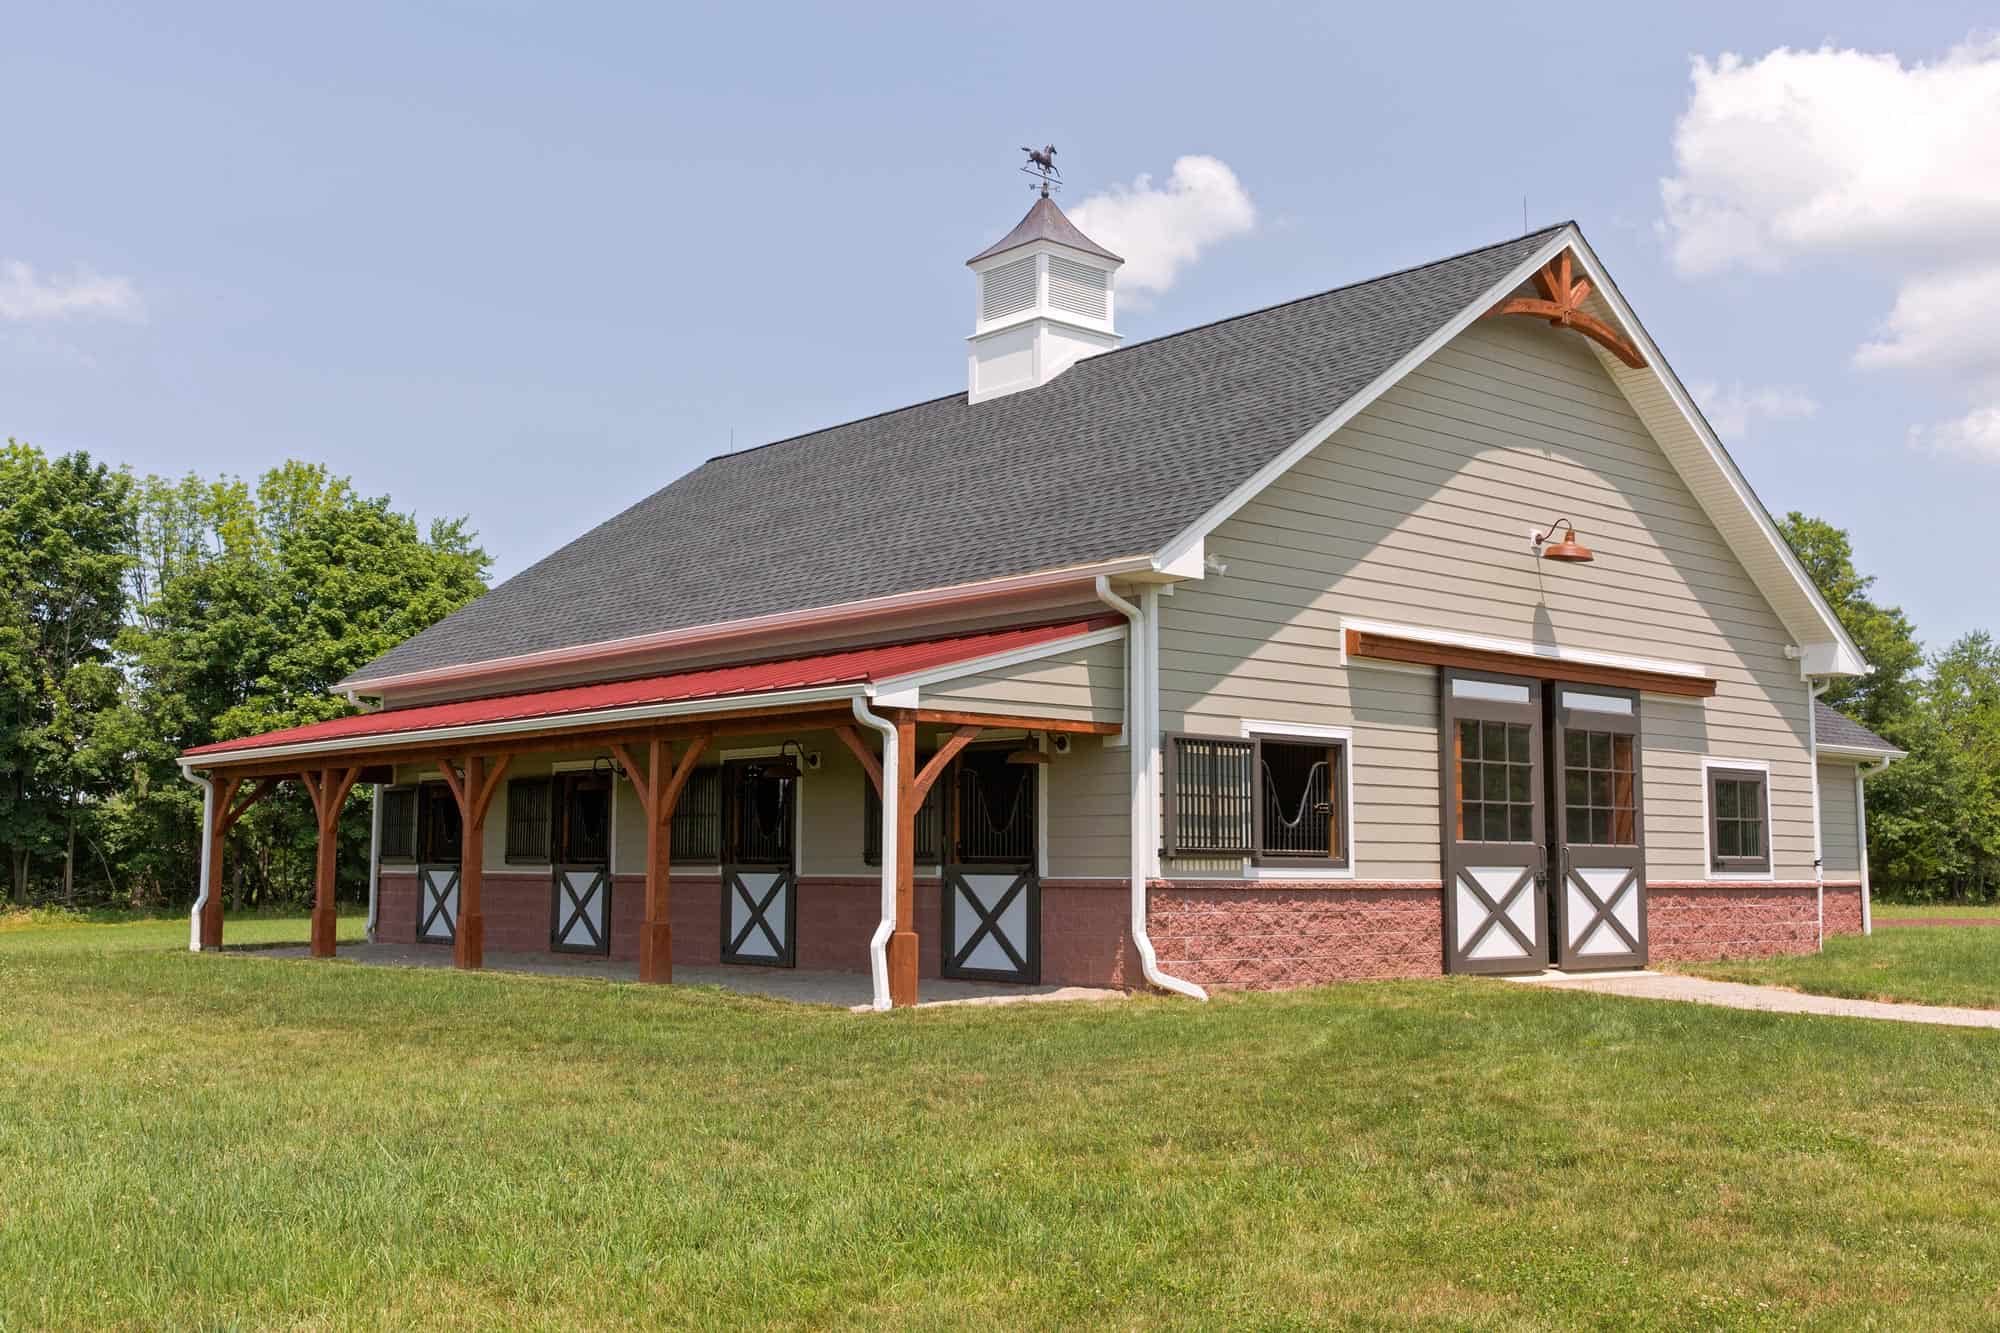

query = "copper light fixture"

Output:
[[1533, 517, 1595, 564]]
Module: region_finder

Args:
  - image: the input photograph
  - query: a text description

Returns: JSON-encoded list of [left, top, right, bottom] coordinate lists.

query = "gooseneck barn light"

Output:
[[1532, 517, 1595, 564]]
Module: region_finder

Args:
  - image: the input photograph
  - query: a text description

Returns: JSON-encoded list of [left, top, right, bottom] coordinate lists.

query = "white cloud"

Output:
[[1690, 381, 1820, 441], [1660, 38, 2000, 459], [1910, 407, 2000, 462], [1069, 155, 1254, 306], [0, 261, 142, 322]]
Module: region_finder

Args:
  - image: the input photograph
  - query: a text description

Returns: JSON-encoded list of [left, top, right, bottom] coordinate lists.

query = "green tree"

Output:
[[1778, 512, 1923, 738], [0, 441, 137, 903], [114, 462, 486, 907]]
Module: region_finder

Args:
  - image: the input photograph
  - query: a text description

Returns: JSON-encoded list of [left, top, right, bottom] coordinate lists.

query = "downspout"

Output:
[[182, 769, 214, 953], [1808, 680, 1829, 952], [366, 782, 383, 943], [850, 693, 898, 1011], [1095, 576, 1206, 1000]]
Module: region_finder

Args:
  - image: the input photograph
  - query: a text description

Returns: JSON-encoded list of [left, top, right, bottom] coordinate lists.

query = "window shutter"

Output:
[[1163, 735, 1257, 857], [505, 777, 553, 863], [980, 257, 1038, 322]]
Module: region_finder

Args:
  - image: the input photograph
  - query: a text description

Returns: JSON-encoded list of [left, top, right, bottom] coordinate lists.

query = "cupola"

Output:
[[965, 192, 1122, 403]]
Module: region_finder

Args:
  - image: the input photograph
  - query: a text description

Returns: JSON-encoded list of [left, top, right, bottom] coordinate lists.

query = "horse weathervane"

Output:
[[1020, 143, 1060, 196]]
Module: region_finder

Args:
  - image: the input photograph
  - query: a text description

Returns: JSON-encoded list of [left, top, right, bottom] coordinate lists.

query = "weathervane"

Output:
[[1020, 143, 1060, 196]]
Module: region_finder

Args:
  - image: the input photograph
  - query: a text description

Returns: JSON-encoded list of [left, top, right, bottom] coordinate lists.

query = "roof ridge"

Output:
[[703, 221, 1571, 465]]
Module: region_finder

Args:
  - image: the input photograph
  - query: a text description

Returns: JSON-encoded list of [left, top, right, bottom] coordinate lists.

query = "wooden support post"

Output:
[[890, 716, 919, 1007], [612, 732, 710, 983], [199, 774, 280, 951], [439, 753, 511, 971], [301, 766, 361, 958]]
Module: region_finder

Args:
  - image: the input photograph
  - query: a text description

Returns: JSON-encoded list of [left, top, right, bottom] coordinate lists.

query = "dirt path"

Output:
[[1876, 917, 2000, 929], [1510, 970, 2000, 1030]]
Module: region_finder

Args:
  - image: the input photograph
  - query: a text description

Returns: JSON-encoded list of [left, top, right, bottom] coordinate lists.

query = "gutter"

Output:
[[182, 769, 214, 952], [1855, 748, 1902, 936], [849, 694, 899, 1011], [1094, 576, 1206, 1000]]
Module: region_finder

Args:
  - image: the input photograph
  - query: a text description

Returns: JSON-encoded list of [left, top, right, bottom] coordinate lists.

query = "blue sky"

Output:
[[4, 2, 1995, 649]]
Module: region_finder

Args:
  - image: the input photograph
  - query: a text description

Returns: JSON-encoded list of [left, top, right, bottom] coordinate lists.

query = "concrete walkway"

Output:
[[1511, 969, 2000, 1030], [251, 941, 1121, 1011]]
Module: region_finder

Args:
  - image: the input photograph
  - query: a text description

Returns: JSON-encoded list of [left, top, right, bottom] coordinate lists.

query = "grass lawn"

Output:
[[1676, 926, 2000, 1011], [5, 918, 2000, 1329], [1873, 901, 2000, 922]]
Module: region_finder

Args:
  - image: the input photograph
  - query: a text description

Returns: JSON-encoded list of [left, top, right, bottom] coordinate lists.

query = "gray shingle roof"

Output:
[[1814, 700, 1902, 756], [967, 194, 1122, 265], [343, 224, 1564, 687]]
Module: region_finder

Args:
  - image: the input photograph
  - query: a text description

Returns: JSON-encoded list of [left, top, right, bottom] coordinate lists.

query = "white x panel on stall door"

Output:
[[417, 866, 459, 942], [724, 869, 792, 963], [1566, 867, 1641, 958], [1455, 866, 1539, 962]]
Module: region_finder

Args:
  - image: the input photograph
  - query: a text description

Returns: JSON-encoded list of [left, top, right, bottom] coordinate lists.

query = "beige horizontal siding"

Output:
[[1046, 737, 1131, 878], [921, 637, 1125, 725], [1817, 759, 1860, 878], [1159, 316, 1816, 883]]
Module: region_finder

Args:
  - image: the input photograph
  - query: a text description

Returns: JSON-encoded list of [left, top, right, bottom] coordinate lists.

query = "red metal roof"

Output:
[[183, 616, 1121, 761]]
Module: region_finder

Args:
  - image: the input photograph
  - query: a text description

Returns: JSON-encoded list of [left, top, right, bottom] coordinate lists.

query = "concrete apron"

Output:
[[250, 941, 1122, 1012], [1508, 969, 2000, 1031]]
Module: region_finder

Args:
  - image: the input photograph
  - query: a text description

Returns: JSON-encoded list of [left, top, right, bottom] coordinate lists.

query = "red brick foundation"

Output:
[[1146, 882, 1446, 990], [1646, 885, 1823, 962], [1824, 883, 1864, 936], [372, 871, 1131, 987]]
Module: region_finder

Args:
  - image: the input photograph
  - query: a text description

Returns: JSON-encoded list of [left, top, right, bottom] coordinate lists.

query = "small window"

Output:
[[1708, 768, 1770, 873], [670, 767, 721, 863], [863, 759, 945, 865], [1165, 732, 1350, 868], [379, 787, 417, 861], [506, 778, 553, 863]]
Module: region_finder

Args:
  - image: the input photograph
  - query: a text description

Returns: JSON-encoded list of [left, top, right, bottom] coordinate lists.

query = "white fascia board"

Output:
[[335, 554, 1156, 698], [1558, 235, 1869, 678], [968, 237, 1123, 276], [1153, 231, 1573, 573], [873, 624, 1127, 693], [1338, 615, 1711, 682], [178, 682, 868, 771]]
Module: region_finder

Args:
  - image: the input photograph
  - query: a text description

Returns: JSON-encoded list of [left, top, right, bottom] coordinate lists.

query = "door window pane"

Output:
[[1457, 720, 1534, 844], [1562, 727, 1638, 846]]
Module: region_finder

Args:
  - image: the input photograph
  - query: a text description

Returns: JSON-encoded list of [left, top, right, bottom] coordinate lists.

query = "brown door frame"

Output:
[[1548, 684, 1648, 970], [1440, 669, 1550, 974]]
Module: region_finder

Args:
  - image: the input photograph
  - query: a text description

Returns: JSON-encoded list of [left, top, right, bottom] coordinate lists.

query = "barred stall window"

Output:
[[505, 777, 553, 863], [863, 759, 945, 865], [1164, 733, 1350, 869], [379, 786, 417, 861], [554, 772, 612, 865], [416, 783, 462, 863], [669, 767, 721, 863]]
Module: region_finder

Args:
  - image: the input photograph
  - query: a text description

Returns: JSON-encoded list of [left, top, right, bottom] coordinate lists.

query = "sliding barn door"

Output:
[[1550, 686, 1647, 970], [1440, 671, 1549, 974]]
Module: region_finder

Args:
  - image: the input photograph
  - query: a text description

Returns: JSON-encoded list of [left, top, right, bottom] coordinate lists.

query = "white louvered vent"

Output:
[[1047, 255, 1109, 321], [980, 257, 1038, 323]]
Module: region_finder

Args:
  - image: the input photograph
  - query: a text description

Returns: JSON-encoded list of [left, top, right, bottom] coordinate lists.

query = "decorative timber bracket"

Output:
[[1482, 251, 1646, 369]]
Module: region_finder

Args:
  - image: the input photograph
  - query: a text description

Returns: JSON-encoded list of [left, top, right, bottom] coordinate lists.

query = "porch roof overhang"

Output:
[[180, 616, 1123, 774]]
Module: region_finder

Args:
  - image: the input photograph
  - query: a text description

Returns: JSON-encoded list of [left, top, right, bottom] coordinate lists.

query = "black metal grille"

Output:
[[505, 778, 552, 861], [379, 787, 416, 860], [1167, 736, 1256, 855], [556, 773, 611, 864], [864, 772, 944, 864], [1258, 742, 1339, 859], [953, 757, 1035, 864], [417, 783, 462, 863], [724, 763, 793, 867], [670, 768, 720, 862]]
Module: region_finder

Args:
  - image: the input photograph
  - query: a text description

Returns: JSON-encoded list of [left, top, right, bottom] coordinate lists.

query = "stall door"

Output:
[[415, 782, 463, 944], [1441, 672, 1549, 974], [941, 748, 1040, 984], [550, 771, 614, 955], [1550, 686, 1648, 970], [720, 759, 796, 967]]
